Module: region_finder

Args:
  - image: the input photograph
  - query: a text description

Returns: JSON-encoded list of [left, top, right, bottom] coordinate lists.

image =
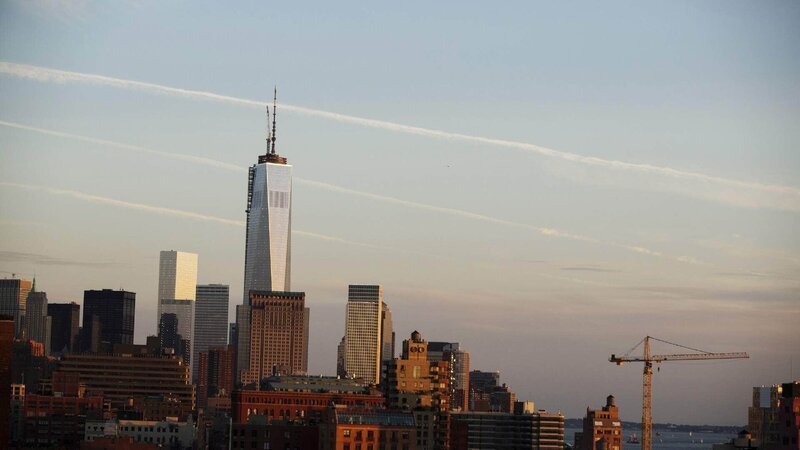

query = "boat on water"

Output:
[[626, 434, 640, 444]]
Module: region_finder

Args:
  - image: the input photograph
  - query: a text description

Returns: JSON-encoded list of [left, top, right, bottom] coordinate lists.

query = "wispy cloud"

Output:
[[1, 120, 691, 263], [1, 61, 798, 211], [0, 250, 120, 268]]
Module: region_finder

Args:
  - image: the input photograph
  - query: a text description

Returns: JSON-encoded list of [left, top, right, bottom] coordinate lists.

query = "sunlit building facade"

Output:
[[157, 250, 197, 373], [344, 285, 394, 384], [238, 102, 294, 377]]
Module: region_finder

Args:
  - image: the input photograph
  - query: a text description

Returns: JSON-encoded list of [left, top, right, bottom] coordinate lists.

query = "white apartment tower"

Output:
[[157, 250, 198, 370], [237, 91, 295, 376], [344, 285, 394, 385]]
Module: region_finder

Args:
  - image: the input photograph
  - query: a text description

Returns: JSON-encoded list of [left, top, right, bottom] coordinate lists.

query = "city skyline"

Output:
[[1, 1, 798, 426]]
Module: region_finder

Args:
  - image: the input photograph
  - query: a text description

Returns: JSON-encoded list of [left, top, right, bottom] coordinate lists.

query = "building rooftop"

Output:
[[335, 410, 416, 427], [261, 375, 371, 394]]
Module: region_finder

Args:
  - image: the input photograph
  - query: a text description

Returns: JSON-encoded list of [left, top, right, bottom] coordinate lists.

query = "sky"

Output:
[[1, 0, 799, 425]]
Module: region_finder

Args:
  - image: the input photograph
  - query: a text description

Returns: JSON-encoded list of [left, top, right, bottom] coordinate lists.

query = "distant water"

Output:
[[565, 427, 737, 449]]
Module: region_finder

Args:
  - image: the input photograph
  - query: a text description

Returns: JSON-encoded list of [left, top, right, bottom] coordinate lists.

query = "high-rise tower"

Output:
[[237, 90, 296, 378], [344, 285, 394, 385], [243, 89, 292, 297], [157, 250, 198, 372]]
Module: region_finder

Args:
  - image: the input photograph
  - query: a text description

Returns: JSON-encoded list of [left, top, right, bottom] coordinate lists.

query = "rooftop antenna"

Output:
[[265, 104, 272, 154], [271, 86, 277, 154]]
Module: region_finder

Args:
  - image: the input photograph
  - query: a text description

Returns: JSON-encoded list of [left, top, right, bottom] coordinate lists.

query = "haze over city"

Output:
[[1, 0, 798, 428]]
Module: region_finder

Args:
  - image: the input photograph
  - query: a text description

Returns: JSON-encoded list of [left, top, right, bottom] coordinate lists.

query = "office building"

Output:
[[159, 313, 190, 364], [56, 352, 194, 416], [25, 288, 51, 355], [576, 395, 623, 450], [157, 251, 198, 316], [193, 284, 229, 381], [237, 99, 293, 377], [344, 284, 394, 384], [157, 250, 197, 374], [242, 93, 292, 298], [239, 290, 309, 384], [470, 370, 516, 412], [48, 302, 80, 354], [450, 410, 565, 450], [428, 341, 470, 411], [82, 289, 135, 350], [0, 278, 32, 337]]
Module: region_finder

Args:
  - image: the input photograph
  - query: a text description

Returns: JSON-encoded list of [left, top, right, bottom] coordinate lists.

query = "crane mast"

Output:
[[610, 336, 748, 450]]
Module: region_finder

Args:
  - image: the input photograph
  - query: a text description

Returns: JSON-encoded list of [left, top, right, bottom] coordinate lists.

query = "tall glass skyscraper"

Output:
[[237, 95, 294, 376], [242, 136, 292, 297], [157, 250, 198, 372]]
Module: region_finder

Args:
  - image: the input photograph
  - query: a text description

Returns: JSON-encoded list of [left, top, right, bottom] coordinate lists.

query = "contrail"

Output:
[[1, 120, 678, 261], [0, 181, 466, 261], [1, 181, 246, 226], [0, 181, 620, 287], [2, 61, 798, 206], [0, 120, 245, 172]]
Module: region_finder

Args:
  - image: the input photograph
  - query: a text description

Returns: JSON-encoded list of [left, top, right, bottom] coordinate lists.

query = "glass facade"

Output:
[[243, 162, 293, 300]]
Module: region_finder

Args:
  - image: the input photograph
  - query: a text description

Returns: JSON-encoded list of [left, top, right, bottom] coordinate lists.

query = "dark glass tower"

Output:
[[82, 289, 135, 351], [48, 302, 80, 354]]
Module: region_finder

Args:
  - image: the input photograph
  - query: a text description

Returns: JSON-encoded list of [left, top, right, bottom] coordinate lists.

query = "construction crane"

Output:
[[609, 336, 748, 450]]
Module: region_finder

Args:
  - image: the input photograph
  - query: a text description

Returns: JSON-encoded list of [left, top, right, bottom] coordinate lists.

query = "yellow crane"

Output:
[[609, 336, 748, 450]]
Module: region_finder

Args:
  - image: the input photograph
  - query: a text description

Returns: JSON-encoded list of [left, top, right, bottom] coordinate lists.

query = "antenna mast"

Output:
[[271, 86, 277, 154]]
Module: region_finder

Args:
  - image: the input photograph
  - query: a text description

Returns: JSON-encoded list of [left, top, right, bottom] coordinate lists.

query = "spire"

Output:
[[271, 86, 277, 154], [265, 104, 272, 154]]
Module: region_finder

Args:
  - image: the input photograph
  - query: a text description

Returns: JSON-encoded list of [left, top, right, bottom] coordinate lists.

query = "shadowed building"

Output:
[[428, 342, 470, 411], [1, 318, 14, 448], [56, 352, 194, 417], [450, 410, 564, 450], [193, 284, 229, 382], [82, 289, 135, 351], [0, 278, 32, 338], [25, 286, 51, 355], [48, 302, 80, 354], [198, 345, 234, 412]]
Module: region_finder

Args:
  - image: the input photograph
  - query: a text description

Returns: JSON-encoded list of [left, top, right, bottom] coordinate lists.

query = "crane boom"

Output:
[[609, 336, 748, 450], [611, 351, 748, 363]]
